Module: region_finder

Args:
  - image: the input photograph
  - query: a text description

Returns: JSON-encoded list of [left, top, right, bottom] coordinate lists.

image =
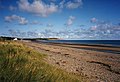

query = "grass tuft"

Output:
[[0, 41, 85, 82]]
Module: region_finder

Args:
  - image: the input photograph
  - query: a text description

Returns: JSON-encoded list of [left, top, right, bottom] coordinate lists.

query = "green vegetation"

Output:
[[23, 38, 59, 41], [0, 41, 84, 82], [0, 36, 59, 41]]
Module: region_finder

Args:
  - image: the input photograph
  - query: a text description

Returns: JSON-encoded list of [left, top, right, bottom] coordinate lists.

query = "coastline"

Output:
[[34, 40, 120, 54], [23, 40, 120, 82]]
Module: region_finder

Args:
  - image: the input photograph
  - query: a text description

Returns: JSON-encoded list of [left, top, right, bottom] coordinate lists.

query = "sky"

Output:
[[0, 0, 120, 40]]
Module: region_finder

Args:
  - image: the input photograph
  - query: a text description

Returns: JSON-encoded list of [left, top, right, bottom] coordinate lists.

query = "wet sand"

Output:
[[23, 41, 120, 82]]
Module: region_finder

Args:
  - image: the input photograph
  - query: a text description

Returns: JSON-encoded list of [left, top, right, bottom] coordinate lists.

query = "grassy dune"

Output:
[[0, 41, 85, 82]]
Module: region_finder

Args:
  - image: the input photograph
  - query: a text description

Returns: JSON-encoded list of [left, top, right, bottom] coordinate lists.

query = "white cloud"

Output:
[[19, 17, 28, 25], [90, 17, 97, 23], [7, 21, 120, 39], [18, 0, 58, 17], [90, 25, 97, 30], [47, 23, 53, 27], [65, 16, 75, 27], [59, 0, 65, 8], [5, 16, 12, 22], [17, 0, 83, 17], [66, 0, 82, 9], [5, 14, 28, 25], [5, 15, 20, 22]]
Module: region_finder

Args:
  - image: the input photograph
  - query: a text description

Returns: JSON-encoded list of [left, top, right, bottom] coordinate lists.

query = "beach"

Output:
[[23, 41, 120, 82]]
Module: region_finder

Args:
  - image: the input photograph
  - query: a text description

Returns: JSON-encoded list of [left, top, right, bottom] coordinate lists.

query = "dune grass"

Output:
[[0, 41, 85, 82]]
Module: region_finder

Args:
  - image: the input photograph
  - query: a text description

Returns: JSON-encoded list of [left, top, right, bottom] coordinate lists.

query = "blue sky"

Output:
[[0, 0, 120, 39]]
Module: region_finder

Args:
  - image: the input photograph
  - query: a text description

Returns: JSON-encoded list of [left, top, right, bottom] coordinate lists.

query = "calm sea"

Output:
[[39, 40, 120, 47]]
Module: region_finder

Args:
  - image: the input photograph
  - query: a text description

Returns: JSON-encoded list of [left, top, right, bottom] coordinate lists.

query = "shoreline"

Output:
[[23, 40, 120, 82], [36, 40, 120, 47], [34, 40, 120, 54]]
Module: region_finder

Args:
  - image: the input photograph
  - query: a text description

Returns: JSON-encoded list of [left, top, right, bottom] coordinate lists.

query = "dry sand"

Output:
[[23, 41, 120, 82]]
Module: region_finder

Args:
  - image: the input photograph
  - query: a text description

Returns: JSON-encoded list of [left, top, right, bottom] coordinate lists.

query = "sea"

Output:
[[39, 40, 120, 47]]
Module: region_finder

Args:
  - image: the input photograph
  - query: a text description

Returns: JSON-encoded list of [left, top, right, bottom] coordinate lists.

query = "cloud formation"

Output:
[[59, 0, 65, 8], [65, 16, 75, 27], [5, 14, 28, 25], [7, 19, 120, 40], [66, 0, 82, 9], [47, 23, 53, 27], [90, 17, 97, 23], [18, 0, 58, 17], [17, 0, 83, 17]]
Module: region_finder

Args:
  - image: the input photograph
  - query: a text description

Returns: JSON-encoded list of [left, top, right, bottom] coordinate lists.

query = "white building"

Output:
[[13, 38, 18, 40]]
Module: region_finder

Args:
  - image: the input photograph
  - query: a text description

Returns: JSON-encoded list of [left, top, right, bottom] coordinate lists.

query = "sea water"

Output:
[[40, 40, 120, 47]]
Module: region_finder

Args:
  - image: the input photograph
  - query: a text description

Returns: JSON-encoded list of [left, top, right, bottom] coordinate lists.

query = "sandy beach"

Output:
[[23, 41, 120, 82]]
